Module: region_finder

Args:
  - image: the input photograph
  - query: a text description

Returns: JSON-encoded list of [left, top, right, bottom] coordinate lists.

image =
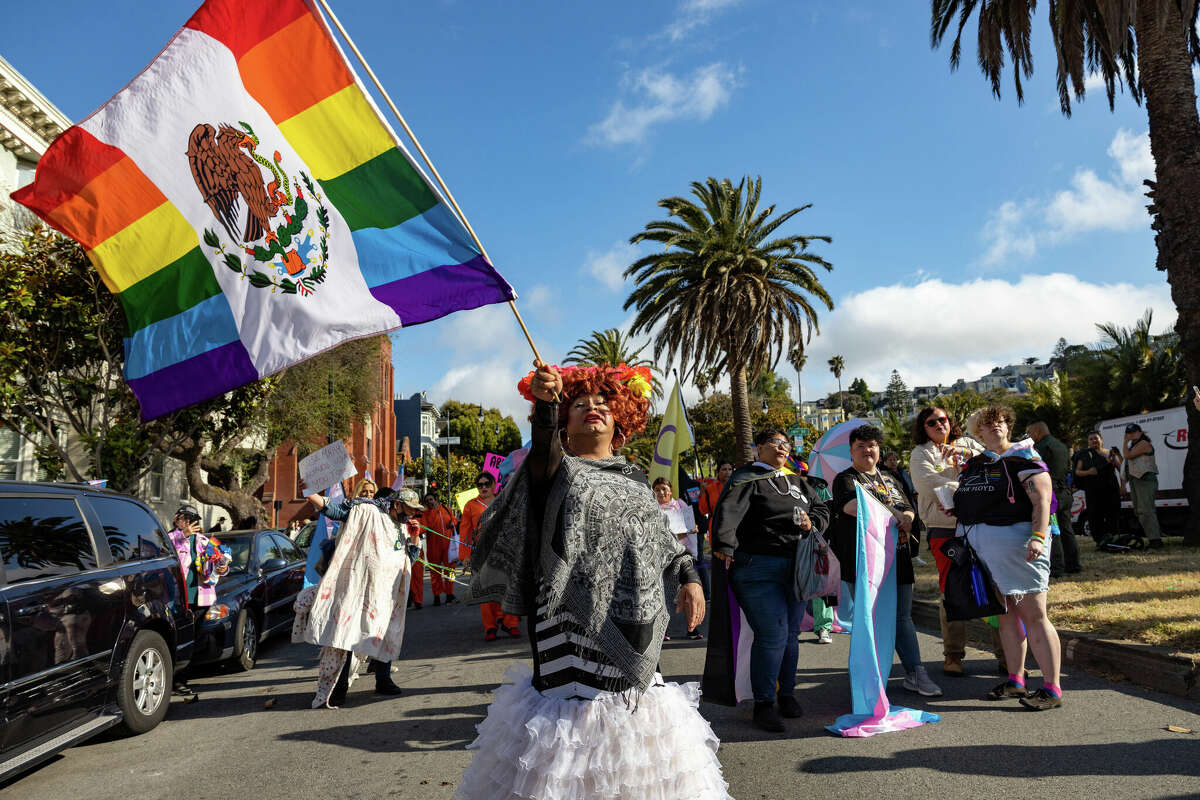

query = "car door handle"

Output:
[[15, 603, 47, 617]]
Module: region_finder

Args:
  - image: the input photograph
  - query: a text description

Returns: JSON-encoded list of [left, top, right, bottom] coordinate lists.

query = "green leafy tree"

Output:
[[624, 176, 833, 464], [929, 0, 1200, 541], [439, 401, 523, 465], [885, 370, 911, 416], [425, 452, 478, 510], [750, 369, 793, 402], [849, 377, 870, 403], [880, 411, 913, 467]]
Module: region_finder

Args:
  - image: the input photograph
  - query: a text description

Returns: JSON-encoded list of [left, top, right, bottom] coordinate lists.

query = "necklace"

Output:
[[855, 469, 891, 501], [765, 471, 804, 499]]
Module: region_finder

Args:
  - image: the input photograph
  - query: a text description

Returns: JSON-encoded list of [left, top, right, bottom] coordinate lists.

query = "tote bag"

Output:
[[794, 529, 841, 601], [941, 536, 1007, 621]]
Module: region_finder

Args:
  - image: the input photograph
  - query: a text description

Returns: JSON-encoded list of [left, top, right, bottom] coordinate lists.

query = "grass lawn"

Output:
[[912, 538, 1200, 659]]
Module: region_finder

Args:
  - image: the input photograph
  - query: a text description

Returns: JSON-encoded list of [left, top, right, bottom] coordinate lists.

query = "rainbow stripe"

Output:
[[13, 0, 514, 419]]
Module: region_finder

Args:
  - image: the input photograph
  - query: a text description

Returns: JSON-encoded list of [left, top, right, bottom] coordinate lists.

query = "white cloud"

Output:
[[583, 241, 639, 291], [588, 63, 738, 146], [980, 201, 1037, 266], [802, 273, 1175, 397], [978, 128, 1153, 263], [663, 0, 743, 42], [424, 303, 562, 429]]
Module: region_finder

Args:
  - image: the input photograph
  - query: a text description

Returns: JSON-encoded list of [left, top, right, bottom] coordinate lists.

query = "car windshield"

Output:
[[216, 535, 253, 574]]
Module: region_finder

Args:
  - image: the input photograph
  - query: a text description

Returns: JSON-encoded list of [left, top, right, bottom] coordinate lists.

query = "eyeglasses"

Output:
[[763, 438, 791, 451], [924, 416, 950, 428]]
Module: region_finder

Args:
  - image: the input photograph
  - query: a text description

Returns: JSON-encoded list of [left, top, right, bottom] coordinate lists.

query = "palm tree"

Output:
[[929, 1, 1200, 542], [788, 346, 807, 420], [828, 355, 845, 416], [624, 176, 833, 464], [563, 328, 662, 401], [1094, 310, 1184, 417]]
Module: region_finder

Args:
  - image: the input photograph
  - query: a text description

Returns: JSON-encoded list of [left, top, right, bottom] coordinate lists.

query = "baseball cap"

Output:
[[395, 488, 425, 511], [175, 504, 200, 520], [1125, 423, 1142, 433]]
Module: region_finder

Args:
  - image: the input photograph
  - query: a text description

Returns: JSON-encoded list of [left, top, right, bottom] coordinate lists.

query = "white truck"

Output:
[[1098, 406, 1190, 535]]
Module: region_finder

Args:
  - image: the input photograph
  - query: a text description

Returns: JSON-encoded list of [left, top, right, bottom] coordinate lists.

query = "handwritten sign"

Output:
[[662, 503, 695, 534], [298, 441, 356, 495], [482, 452, 505, 484]]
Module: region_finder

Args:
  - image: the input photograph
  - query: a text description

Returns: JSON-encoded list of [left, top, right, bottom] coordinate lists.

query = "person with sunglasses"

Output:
[[461, 472, 521, 641], [711, 428, 830, 732], [909, 407, 1006, 678]]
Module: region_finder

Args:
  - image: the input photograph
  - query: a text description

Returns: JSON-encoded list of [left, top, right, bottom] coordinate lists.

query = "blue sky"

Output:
[[4, 0, 1177, 427]]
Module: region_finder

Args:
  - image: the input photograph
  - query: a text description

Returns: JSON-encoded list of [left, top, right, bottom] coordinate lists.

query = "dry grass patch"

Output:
[[913, 543, 1200, 658]]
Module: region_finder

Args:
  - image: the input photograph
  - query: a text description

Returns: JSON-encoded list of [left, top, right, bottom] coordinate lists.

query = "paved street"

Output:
[[5, 582, 1200, 800]]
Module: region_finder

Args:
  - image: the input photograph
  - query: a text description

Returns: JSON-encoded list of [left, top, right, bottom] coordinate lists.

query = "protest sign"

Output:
[[299, 441, 356, 495], [482, 452, 505, 483]]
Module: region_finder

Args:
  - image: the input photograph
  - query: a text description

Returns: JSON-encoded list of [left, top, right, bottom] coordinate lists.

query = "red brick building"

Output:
[[260, 337, 397, 527]]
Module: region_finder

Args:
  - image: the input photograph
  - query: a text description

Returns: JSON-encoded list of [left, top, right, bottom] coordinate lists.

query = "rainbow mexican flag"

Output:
[[12, 0, 515, 420]]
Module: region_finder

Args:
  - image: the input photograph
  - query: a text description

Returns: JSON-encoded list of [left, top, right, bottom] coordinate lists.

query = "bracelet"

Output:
[[1029, 530, 1046, 543]]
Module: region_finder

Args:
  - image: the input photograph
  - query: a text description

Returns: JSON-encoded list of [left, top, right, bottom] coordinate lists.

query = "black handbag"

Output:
[[941, 536, 1007, 621]]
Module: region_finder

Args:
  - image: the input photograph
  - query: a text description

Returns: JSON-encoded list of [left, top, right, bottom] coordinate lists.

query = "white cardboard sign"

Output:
[[299, 441, 356, 495]]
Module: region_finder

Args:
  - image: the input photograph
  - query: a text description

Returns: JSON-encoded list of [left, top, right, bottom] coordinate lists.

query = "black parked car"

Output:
[[0, 482, 193, 781], [192, 529, 306, 671]]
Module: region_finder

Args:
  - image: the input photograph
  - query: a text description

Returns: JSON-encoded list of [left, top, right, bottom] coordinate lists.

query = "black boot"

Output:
[[328, 658, 352, 707], [373, 659, 403, 696]]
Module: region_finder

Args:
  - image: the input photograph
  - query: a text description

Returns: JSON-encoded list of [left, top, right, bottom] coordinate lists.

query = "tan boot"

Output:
[[943, 656, 965, 678]]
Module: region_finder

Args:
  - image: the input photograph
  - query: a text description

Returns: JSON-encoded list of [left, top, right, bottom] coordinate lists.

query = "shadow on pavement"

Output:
[[276, 719, 477, 752], [800, 739, 1200, 778]]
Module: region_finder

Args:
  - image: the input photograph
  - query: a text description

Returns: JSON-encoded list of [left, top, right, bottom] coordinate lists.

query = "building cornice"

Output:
[[0, 55, 71, 161]]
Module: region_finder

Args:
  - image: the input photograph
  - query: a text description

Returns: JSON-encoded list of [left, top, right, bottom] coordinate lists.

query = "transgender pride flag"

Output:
[[14, 0, 514, 420], [826, 484, 940, 737]]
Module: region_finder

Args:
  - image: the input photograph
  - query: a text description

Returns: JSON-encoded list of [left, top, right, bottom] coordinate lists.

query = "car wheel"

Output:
[[232, 608, 258, 672], [117, 630, 171, 735]]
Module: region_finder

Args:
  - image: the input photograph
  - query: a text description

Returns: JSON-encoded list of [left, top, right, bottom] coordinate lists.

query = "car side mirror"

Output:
[[261, 557, 288, 572]]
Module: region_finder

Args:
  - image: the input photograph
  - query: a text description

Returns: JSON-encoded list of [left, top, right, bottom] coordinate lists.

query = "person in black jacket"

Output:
[[712, 428, 830, 732], [830, 425, 942, 698]]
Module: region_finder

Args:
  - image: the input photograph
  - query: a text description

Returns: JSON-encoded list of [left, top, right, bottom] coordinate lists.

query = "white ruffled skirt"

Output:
[[455, 662, 732, 800]]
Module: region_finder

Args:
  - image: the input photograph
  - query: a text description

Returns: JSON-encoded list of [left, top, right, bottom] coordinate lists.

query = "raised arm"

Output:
[[526, 364, 565, 490]]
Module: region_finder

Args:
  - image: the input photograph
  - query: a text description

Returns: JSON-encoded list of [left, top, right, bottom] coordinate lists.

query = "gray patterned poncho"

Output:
[[469, 453, 691, 694]]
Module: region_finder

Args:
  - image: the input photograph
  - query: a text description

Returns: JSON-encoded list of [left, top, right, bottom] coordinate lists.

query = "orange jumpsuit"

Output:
[[697, 479, 724, 549], [461, 496, 520, 636], [422, 503, 458, 599], [402, 518, 425, 605]]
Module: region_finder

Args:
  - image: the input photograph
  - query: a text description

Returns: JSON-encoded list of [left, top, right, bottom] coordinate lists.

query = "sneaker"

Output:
[[484, 628, 498, 642], [432, 595, 442, 607], [753, 701, 785, 732], [987, 680, 1028, 700], [1019, 688, 1063, 710], [902, 665, 943, 697], [411, 601, 422, 611], [687, 630, 704, 640], [504, 625, 522, 638], [663, 634, 671, 642], [445, 594, 459, 604], [817, 630, 833, 644], [777, 695, 803, 718]]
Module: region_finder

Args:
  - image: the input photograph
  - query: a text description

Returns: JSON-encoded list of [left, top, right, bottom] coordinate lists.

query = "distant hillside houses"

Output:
[[812, 361, 1056, 423]]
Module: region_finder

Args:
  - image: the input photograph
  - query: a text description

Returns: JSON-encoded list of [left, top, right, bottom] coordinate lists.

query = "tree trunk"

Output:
[[1135, 2, 1200, 544], [181, 443, 270, 528], [729, 362, 754, 465]]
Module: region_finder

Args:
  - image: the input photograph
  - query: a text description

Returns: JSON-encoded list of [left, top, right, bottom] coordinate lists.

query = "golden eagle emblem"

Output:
[[188, 121, 330, 297]]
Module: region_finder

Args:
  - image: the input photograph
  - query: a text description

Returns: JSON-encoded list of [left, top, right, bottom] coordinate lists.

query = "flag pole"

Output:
[[314, 0, 545, 365]]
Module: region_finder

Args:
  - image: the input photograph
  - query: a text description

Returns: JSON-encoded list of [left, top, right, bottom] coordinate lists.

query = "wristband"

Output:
[[1029, 530, 1046, 543]]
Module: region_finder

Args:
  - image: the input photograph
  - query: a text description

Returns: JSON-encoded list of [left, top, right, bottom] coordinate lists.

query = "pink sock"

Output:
[[1008, 673, 1026, 687], [1043, 683, 1062, 698]]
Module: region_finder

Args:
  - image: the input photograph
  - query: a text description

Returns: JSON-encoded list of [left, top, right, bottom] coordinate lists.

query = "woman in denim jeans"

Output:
[[711, 428, 830, 732]]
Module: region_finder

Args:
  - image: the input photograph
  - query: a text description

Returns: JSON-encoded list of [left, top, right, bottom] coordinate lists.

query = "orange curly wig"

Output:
[[518, 364, 652, 438]]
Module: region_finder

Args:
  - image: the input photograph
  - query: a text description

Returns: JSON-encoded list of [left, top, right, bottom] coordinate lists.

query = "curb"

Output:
[[910, 597, 1200, 701]]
